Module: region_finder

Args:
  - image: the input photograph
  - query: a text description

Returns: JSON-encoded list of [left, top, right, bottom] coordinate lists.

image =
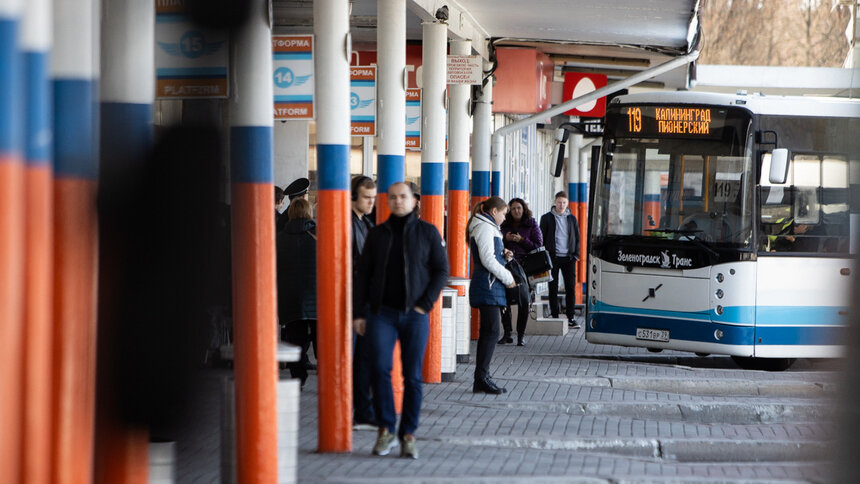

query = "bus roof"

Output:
[[611, 91, 860, 118]]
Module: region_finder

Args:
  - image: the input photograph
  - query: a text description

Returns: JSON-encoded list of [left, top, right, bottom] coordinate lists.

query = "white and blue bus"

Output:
[[586, 91, 860, 370]]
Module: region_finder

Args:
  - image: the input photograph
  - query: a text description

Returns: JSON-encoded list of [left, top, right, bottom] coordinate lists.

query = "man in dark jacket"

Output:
[[354, 182, 449, 460], [539, 191, 581, 328], [350, 175, 377, 430]]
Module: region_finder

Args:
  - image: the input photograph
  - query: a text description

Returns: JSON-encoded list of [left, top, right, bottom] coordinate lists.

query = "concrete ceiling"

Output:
[[273, 0, 701, 90]]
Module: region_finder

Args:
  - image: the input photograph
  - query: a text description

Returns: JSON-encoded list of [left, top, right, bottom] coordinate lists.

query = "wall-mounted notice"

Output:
[[350, 66, 376, 137], [405, 88, 421, 150], [155, 0, 229, 98], [272, 35, 314, 120], [446, 55, 482, 85]]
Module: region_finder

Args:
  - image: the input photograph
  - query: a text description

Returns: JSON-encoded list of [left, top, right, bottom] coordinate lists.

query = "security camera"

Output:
[[435, 5, 449, 21]]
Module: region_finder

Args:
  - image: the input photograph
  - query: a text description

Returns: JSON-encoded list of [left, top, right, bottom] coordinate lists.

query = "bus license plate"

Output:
[[636, 328, 669, 342]]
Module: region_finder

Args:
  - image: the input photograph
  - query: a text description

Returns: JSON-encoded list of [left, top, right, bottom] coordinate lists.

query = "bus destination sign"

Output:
[[617, 105, 727, 140]]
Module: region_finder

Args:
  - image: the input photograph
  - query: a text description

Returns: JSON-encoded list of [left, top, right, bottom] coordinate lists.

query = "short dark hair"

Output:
[[351, 175, 376, 195], [275, 186, 285, 204], [554, 191, 568, 200], [287, 198, 312, 220]]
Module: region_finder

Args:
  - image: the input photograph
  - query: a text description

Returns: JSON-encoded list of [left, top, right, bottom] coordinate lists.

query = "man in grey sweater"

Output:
[[538, 191, 581, 328]]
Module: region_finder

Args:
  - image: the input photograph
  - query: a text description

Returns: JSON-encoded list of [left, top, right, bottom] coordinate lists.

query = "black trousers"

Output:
[[281, 319, 315, 383], [549, 255, 576, 320], [352, 333, 376, 424], [501, 288, 529, 337], [475, 306, 502, 382]]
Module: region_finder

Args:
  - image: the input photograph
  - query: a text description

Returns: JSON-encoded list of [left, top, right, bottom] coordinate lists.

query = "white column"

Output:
[[376, 0, 405, 195], [471, 60, 492, 199]]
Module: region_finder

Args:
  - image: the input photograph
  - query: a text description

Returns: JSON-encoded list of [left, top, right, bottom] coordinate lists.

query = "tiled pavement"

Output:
[[176, 316, 843, 483]]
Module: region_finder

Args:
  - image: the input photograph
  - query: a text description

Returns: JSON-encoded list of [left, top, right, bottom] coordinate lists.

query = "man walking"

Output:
[[354, 182, 449, 459], [350, 175, 377, 430], [539, 191, 581, 328]]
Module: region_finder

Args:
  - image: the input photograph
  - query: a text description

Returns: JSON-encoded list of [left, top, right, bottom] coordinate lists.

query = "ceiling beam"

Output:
[[550, 54, 651, 69], [407, 0, 490, 59]]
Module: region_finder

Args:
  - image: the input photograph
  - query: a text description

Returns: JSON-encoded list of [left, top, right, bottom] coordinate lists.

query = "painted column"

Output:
[[375, 0, 405, 223], [95, 0, 152, 482], [446, 39, 470, 278], [314, 0, 352, 452], [0, 0, 24, 481], [643, 169, 661, 231], [469, 63, 492, 339], [578, 142, 589, 305], [420, 20, 446, 383], [230, 0, 279, 477], [567, 132, 584, 305], [20, 0, 52, 482], [51, 0, 99, 482]]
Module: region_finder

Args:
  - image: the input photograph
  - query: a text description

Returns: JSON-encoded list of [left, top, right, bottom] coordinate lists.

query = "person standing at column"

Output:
[[539, 191, 581, 328], [468, 197, 516, 395], [350, 175, 378, 430], [354, 182, 449, 459]]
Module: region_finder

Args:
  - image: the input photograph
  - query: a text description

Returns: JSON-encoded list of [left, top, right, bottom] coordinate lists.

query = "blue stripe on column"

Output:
[[230, 126, 273, 183], [25, 51, 50, 165], [471, 171, 490, 197], [54, 79, 97, 179], [0, 19, 21, 155], [318, 144, 350, 190], [579, 183, 587, 206], [377, 154, 404, 192], [568, 183, 585, 203], [448, 162, 469, 192], [421, 162, 444, 196], [491, 171, 501, 197], [101, 103, 152, 170], [644, 194, 660, 202]]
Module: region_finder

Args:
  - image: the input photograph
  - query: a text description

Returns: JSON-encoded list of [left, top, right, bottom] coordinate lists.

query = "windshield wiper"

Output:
[[645, 228, 701, 235]]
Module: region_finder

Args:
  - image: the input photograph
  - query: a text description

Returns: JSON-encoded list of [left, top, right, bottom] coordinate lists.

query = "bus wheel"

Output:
[[695, 352, 710, 357], [731, 356, 796, 371], [647, 347, 663, 353]]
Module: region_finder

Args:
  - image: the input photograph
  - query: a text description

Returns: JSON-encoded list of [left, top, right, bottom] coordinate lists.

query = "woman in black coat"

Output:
[[276, 198, 316, 384]]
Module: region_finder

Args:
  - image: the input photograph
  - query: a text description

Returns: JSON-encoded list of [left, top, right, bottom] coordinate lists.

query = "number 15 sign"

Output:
[[273, 35, 314, 120]]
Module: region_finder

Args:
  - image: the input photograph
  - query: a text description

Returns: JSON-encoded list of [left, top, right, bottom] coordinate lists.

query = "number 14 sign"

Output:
[[273, 35, 314, 120]]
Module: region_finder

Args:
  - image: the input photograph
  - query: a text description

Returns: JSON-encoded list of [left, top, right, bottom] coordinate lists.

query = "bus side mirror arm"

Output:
[[768, 148, 790, 184]]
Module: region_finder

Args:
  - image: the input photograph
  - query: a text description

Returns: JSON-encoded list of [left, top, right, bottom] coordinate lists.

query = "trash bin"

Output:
[[447, 277, 471, 363], [440, 287, 458, 381]]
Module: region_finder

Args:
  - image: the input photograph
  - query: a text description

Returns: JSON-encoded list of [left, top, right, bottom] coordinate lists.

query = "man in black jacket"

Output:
[[350, 175, 377, 431], [539, 191, 581, 328], [354, 182, 449, 460]]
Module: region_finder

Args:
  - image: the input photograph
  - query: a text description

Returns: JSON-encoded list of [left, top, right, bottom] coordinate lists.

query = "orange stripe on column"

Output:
[[22, 166, 53, 484], [96, 425, 149, 484], [0, 160, 24, 484], [316, 189, 353, 452], [421, 194, 444, 383], [447, 190, 469, 278], [570, 201, 585, 305], [376, 192, 389, 224], [469, 196, 487, 340], [578, 201, 587, 305], [230, 184, 279, 474], [52, 178, 99, 484]]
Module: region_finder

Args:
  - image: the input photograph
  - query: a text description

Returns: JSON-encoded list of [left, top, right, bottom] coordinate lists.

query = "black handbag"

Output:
[[504, 259, 529, 306], [520, 247, 552, 276]]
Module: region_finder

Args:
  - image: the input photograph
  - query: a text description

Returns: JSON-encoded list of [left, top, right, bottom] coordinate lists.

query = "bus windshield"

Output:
[[594, 105, 754, 251]]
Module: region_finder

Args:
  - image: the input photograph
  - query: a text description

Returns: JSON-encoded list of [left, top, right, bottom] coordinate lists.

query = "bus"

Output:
[[586, 91, 860, 370]]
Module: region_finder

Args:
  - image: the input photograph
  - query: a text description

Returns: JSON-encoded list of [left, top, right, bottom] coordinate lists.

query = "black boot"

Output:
[[473, 377, 507, 394], [497, 333, 513, 345], [517, 335, 525, 346]]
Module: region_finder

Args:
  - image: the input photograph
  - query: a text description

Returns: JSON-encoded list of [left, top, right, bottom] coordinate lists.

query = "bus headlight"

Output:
[[592, 265, 597, 274], [714, 329, 724, 340], [715, 289, 724, 299], [592, 280, 597, 290], [716, 273, 724, 283], [715, 305, 724, 315]]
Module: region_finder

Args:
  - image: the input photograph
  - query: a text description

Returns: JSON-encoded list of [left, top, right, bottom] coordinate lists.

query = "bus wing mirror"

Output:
[[768, 148, 790, 184], [551, 128, 569, 178]]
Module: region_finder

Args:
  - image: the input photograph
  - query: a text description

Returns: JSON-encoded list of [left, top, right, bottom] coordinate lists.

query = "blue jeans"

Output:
[[366, 306, 429, 438]]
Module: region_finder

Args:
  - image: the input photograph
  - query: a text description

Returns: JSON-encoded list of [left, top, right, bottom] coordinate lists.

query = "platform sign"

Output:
[[405, 88, 421, 150], [155, 0, 229, 98], [350, 66, 376, 137], [272, 35, 314, 120], [562, 72, 608, 117]]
